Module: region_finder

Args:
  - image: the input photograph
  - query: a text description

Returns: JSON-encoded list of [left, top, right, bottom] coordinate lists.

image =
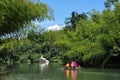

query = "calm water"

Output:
[[0, 63, 120, 80]]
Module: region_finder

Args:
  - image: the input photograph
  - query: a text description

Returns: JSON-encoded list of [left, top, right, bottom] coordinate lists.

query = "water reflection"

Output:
[[66, 70, 78, 80], [39, 63, 49, 74], [1, 64, 120, 80], [66, 70, 70, 79], [0, 75, 6, 80], [0, 68, 7, 80]]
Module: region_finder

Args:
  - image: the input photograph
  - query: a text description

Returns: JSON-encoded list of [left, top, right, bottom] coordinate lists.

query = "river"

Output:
[[0, 63, 120, 80]]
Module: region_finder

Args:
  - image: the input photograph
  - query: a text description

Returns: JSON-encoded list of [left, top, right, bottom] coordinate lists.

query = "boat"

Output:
[[39, 55, 49, 64], [65, 67, 81, 70], [65, 62, 81, 70]]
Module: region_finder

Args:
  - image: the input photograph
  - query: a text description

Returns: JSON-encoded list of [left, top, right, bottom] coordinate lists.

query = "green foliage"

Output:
[[104, 0, 119, 9], [64, 11, 87, 31], [62, 2, 120, 68], [0, 0, 120, 68], [0, 0, 54, 37]]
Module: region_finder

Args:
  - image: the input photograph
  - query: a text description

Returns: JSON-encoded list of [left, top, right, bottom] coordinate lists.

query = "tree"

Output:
[[0, 0, 54, 37], [64, 11, 87, 31], [104, 0, 119, 9]]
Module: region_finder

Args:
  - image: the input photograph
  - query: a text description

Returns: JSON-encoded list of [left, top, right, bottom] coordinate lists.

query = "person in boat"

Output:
[[65, 63, 70, 69], [65, 61, 80, 70], [71, 61, 80, 69]]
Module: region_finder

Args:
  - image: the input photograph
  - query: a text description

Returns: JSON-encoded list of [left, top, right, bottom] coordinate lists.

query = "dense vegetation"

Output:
[[0, 0, 120, 68], [0, 0, 53, 65]]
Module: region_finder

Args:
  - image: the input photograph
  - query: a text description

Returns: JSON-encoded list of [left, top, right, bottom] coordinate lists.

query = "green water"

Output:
[[0, 63, 120, 80]]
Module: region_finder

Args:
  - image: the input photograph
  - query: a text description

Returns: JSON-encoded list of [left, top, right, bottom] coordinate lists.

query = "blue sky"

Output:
[[35, 0, 106, 28]]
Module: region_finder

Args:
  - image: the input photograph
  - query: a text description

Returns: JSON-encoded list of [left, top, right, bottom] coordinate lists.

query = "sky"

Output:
[[35, 0, 106, 28]]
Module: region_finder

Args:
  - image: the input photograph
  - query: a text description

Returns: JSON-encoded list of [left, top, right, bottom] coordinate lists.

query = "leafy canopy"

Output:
[[0, 0, 54, 36]]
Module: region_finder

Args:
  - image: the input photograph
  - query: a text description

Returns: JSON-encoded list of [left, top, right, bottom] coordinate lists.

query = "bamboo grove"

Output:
[[0, 0, 120, 68]]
